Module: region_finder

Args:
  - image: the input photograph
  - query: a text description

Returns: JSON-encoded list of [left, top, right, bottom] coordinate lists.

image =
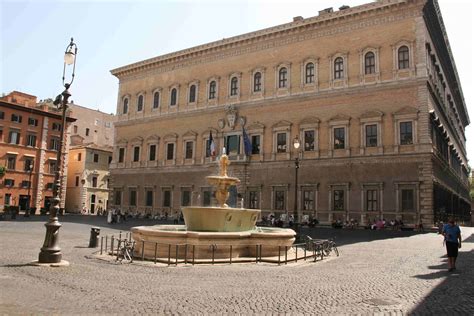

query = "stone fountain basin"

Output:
[[182, 206, 259, 232], [131, 225, 296, 260]]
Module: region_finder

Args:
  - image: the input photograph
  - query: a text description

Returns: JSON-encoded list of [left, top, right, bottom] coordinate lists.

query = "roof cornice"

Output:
[[110, 0, 411, 78]]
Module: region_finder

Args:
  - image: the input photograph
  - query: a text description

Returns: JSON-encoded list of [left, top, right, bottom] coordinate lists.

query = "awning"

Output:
[[7, 152, 19, 155]]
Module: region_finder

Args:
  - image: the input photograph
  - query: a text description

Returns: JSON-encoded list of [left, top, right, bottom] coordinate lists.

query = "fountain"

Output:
[[131, 149, 296, 261]]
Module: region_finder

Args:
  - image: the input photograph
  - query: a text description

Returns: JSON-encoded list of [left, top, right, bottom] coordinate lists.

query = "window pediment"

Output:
[[247, 121, 265, 133], [393, 106, 419, 118], [164, 133, 178, 141], [183, 130, 198, 140], [130, 136, 143, 145], [360, 110, 384, 119], [299, 116, 320, 126], [272, 120, 292, 131], [116, 138, 128, 146], [329, 114, 351, 124], [146, 134, 160, 144]]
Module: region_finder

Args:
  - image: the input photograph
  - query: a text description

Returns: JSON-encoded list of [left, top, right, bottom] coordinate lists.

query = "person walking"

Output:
[[442, 218, 462, 272]]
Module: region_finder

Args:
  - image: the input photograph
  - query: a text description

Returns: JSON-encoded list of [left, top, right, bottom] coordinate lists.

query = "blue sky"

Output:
[[1, 0, 473, 159]]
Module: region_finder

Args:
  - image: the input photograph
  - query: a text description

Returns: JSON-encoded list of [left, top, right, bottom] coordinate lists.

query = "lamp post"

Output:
[[38, 38, 77, 264], [25, 163, 33, 217], [293, 137, 300, 238]]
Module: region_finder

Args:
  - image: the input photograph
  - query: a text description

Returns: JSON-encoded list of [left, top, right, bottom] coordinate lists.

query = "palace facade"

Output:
[[109, 0, 471, 225]]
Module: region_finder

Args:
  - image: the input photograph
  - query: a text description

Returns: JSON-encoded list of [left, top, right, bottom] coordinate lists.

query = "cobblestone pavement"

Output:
[[1, 215, 473, 315]]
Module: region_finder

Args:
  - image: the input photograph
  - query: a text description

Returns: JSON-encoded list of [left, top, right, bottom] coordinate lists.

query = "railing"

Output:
[[99, 232, 338, 266]]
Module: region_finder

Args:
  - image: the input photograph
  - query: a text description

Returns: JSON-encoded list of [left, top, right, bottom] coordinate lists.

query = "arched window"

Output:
[[364, 52, 375, 74], [230, 77, 238, 96], [209, 81, 216, 99], [278, 67, 287, 88], [137, 95, 144, 112], [305, 63, 314, 84], [170, 88, 177, 106], [334, 57, 344, 79], [123, 98, 129, 114], [189, 85, 196, 103], [153, 92, 160, 109], [254, 72, 262, 92], [398, 46, 409, 69]]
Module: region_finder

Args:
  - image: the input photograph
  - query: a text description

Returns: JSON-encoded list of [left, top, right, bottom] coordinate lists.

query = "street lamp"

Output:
[[38, 38, 77, 264], [293, 137, 300, 237], [24, 163, 33, 217]]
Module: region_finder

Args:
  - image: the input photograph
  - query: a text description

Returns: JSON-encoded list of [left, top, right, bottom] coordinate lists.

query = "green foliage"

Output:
[[0, 166, 6, 177]]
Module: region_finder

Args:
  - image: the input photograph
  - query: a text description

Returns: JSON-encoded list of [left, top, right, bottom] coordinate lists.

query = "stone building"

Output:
[[109, 0, 471, 225], [64, 104, 116, 214], [0, 91, 76, 213], [65, 145, 113, 214]]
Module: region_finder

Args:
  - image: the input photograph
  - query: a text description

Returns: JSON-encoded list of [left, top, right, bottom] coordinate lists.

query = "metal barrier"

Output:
[[98, 232, 337, 266]]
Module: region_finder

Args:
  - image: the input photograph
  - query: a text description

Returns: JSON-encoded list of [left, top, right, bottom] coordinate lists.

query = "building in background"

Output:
[[109, 0, 470, 225], [0, 91, 76, 213], [64, 104, 116, 214], [65, 144, 113, 214]]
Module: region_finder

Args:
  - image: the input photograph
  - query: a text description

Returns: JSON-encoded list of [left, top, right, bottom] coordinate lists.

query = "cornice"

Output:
[[111, 0, 421, 79]]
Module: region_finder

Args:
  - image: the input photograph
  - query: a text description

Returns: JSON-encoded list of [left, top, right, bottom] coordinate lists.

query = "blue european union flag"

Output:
[[242, 127, 252, 156]]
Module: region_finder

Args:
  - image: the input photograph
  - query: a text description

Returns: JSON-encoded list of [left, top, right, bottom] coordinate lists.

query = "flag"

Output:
[[242, 126, 252, 156], [209, 131, 216, 157]]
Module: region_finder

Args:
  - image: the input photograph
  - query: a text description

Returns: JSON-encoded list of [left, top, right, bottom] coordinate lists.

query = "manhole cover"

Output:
[[364, 298, 398, 306]]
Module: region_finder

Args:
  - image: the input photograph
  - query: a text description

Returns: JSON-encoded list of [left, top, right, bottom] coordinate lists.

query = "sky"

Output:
[[1, 0, 473, 160]]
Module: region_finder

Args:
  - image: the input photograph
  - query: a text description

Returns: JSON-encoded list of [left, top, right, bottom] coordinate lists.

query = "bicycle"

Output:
[[322, 239, 339, 257], [116, 239, 135, 263]]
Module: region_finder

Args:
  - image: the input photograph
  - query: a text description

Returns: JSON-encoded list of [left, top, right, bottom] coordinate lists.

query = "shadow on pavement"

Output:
[[411, 249, 474, 314]]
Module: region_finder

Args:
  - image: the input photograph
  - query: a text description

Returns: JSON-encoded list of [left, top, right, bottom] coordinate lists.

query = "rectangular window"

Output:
[[400, 122, 413, 145], [274, 190, 285, 210], [401, 189, 414, 211], [118, 148, 125, 163], [52, 123, 61, 131], [304, 130, 315, 151], [77, 153, 82, 161], [0, 111, 4, 120], [334, 128, 345, 149], [26, 134, 37, 147], [225, 135, 241, 156], [11, 114, 22, 123], [251, 135, 260, 155], [93, 153, 99, 163], [185, 141, 193, 159], [115, 191, 122, 206], [181, 190, 191, 206], [130, 190, 137, 206], [203, 191, 211, 207], [108, 156, 112, 164], [28, 117, 38, 126], [4, 179, 15, 187], [277, 133, 287, 153], [333, 190, 344, 211], [146, 190, 153, 207], [8, 130, 20, 144], [365, 124, 377, 147], [249, 191, 259, 209], [73, 125, 78, 133], [303, 190, 314, 211], [163, 190, 171, 207], [7, 156, 16, 170], [49, 161, 57, 173], [5, 193, 11, 205], [46, 182, 54, 189], [21, 180, 31, 188], [92, 176, 98, 188], [366, 189, 378, 211], [24, 158, 34, 171], [49, 138, 60, 151], [75, 176, 79, 186], [133, 146, 140, 162], [167, 143, 174, 160], [149, 144, 156, 161], [85, 128, 90, 136]]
